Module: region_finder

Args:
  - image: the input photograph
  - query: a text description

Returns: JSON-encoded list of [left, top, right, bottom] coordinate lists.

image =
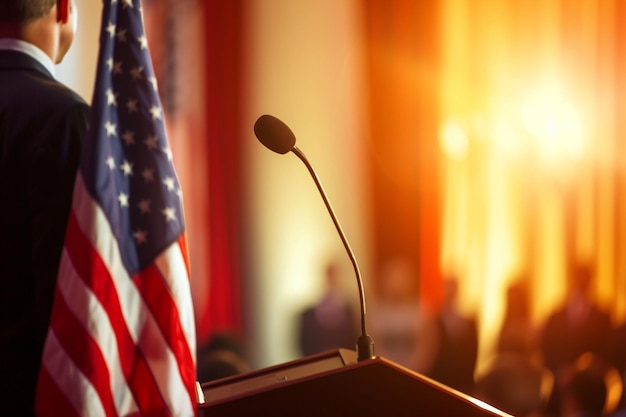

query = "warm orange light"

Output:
[[490, 117, 523, 157], [439, 118, 469, 159], [520, 89, 585, 160], [468, 397, 513, 416]]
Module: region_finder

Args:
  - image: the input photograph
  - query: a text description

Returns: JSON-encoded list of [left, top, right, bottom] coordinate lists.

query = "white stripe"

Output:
[[135, 317, 194, 417], [155, 243, 197, 363], [72, 174, 195, 416], [41, 326, 106, 417], [56, 247, 139, 416]]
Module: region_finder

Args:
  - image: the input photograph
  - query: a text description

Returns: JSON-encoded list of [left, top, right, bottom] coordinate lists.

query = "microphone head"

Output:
[[254, 115, 296, 154]]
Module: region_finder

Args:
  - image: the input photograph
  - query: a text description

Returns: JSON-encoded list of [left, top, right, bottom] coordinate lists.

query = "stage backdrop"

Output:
[[59, 0, 626, 374]]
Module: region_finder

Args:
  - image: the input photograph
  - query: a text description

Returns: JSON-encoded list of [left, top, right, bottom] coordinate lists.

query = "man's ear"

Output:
[[57, 0, 69, 23]]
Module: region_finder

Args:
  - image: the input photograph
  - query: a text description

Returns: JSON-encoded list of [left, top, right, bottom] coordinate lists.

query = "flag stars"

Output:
[[120, 160, 133, 176], [106, 88, 117, 106], [122, 130, 135, 145], [105, 156, 116, 170], [162, 207, 177, 222], [137, 199, 151, 213], [106, 22, 115, 38], [105, 121, 117, 137], [148, 76, 158, 92], [118, 193, 129, 207], [138, 35, 148, 50], [126, 98, 138, 113], [116, 28, 128, 43], [133, 230, 148, 245], [57, 3, 193, 391], [141, 168, 155, 182], [112, 61, 123, 75], [162, 146, 173, 161], [130, 66, 144, 80], [149, 105, 162, 120], [144, 135, 159, 150], [163, 176, 176, 191]]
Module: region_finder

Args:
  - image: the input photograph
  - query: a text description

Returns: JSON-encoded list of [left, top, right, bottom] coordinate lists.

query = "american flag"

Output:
[[35, 0, 197, 416]]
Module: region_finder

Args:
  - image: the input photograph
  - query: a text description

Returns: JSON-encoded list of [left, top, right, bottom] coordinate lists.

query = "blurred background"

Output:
[[60, 0, 626, 412]]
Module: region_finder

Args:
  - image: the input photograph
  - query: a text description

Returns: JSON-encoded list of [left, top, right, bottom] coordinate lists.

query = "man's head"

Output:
[[0, 0, 58, 24], [0, 0, 77, 64]]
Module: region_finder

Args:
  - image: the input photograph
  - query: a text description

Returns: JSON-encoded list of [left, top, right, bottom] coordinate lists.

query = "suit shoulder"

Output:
[[37, 76, 89, 110], [1, 68, 88, 113]]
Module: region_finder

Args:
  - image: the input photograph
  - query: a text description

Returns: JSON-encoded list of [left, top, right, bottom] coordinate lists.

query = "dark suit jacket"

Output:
[[0, 49, 89, 416]]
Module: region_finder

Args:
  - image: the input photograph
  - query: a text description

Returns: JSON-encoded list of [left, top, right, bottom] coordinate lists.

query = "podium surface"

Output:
[[198, 349, 512, 417]]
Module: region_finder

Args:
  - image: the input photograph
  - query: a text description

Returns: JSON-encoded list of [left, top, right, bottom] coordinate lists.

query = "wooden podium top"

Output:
[[198, 349, 512, 417]]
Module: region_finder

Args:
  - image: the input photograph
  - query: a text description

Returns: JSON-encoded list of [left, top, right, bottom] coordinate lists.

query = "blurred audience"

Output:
[[474, 353, 551, 417], [498, 278, 538, 357], [558, 354, 615, 417], [539, 264, 613, 416], [611, 368, 626, 417], [197, 331, 250, 383], [297, 259, 358, 356], [369, 256, 439, 374], [473, 276, 553, 416], [428, 276, 478, 394], [606, 321, 626, 413]]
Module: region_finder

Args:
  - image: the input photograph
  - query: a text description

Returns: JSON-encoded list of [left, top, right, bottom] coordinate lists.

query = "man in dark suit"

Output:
[[0, 1, 89, 415]]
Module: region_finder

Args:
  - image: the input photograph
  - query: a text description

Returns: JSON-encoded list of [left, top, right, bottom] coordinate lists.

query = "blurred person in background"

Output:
[[497, 277, 538, 357], [558, 354, 615, 417], [473, 353, 551, 417], [197, 331, 250, 383], [428, 275, 478, 394], [539, 263, 613, 416], [369, 256, 440, 375], [474, 274, 553, 416], [605, 321, 626, 414], [297, 259, 358, 357]]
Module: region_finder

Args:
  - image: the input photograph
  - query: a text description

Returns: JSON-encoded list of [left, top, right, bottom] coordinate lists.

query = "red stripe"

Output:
[[35, 367, 82, 417], [178, 234, 191, 278], [134, 259, 197, 407], [64, 211, 172, 416], [48, 284, 119, 417]]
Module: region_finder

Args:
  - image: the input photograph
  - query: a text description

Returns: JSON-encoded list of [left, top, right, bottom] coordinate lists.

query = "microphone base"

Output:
[[356, 334, 375, 362]]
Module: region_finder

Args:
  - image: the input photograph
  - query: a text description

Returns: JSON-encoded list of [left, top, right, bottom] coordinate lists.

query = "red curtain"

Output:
[[196, 1, 245, 343], [147, 0, 246, 345], [361, 0, 444, 311]]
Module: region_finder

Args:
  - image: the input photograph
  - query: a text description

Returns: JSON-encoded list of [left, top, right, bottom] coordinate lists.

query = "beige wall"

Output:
[[243, 0, 371, 368], [56, 0, 101, 103]]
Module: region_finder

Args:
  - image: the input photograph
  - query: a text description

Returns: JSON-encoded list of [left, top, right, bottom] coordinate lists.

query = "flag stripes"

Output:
[[37, 345, 90, 417], [38, 175, 195, 416]]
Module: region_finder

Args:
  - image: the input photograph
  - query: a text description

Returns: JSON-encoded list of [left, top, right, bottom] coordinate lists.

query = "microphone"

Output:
[[254, 114, 375, 362]]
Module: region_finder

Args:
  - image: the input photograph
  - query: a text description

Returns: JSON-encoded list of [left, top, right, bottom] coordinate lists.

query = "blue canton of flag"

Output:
[[82, 0, 185, 275]]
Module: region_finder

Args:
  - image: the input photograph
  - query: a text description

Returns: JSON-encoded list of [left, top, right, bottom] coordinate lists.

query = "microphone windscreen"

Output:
[[254, 115, 296, 154]]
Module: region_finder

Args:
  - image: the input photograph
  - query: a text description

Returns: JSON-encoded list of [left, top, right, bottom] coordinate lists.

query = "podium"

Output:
[[198, 349, 512, 417]]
